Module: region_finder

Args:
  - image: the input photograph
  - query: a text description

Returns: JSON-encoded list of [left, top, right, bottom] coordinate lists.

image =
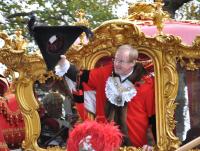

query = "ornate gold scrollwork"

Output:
[[176, 36, 200, 70], [1, 18, 181, 151], [67, 18, 181, 151], [0, 31, 48, 151], [127, 1, 169, 35], [2, 2, 200, 151]]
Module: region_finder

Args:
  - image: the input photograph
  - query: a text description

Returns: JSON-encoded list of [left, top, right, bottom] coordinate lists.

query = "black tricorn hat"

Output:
[[28, 14, 93, 70]]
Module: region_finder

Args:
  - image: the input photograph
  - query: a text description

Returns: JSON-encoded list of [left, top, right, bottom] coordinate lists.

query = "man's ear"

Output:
[[131, 60, 136, 67]]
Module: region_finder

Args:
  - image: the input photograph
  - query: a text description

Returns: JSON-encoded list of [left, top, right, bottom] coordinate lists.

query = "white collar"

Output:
[[105, 76, 137, 106], [120, 69, 133, 81]]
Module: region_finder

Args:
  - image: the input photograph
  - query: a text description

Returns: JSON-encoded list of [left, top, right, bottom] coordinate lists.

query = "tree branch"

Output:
[[7, 12, 32, 18]]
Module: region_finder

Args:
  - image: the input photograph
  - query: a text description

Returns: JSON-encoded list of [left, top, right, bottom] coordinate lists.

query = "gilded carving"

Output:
[[127, 2, 169, 34], [66, 19, 181, 151], [1, 1, 200, 151]]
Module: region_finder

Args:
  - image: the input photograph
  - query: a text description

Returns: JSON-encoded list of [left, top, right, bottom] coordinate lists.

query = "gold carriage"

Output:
[[0, 1, 200, 151]]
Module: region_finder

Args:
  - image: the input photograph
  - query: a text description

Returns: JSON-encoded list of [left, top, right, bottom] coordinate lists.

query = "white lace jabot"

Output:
[[105, 76, 137, 107]]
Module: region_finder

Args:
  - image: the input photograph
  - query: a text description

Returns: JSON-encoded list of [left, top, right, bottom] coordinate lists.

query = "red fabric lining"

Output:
[[0, 94, 25, 149], [140, 20, 200, 45]]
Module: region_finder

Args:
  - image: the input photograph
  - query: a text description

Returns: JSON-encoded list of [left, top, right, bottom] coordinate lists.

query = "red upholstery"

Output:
[[0, 127, 9, 151], [140, 20, 200, 45], [0, 93, 25, 149]]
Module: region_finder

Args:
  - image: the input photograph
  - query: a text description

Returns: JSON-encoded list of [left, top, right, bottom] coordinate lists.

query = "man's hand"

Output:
[[55, 55, 70, 77], [57, 55, 67, 67], [142, 145, 153, 151]]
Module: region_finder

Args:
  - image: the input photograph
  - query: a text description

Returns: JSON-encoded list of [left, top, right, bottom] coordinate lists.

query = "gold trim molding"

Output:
[[1, 5, 200, 151], [68, 19, 181, 151]]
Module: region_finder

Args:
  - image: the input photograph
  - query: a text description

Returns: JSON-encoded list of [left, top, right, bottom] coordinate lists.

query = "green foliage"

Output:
[[0, 0, 121, 38], [1, 0, 199, 43], [175, 0, 200, 20]]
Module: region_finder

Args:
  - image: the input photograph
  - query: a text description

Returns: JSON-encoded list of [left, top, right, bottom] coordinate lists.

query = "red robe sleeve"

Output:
[[75, 64, 112, 121], [85, 64, 113, 119]]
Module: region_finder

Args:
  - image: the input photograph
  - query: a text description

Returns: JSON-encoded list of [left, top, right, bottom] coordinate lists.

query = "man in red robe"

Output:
[[56, 44, 156, 150]]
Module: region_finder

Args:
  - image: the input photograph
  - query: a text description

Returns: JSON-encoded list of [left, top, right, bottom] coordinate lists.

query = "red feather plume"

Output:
[[67, 120, 122, 151]]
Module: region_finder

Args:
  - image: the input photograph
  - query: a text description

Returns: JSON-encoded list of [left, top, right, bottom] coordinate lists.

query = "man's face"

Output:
[[113, 50, 134, 76]]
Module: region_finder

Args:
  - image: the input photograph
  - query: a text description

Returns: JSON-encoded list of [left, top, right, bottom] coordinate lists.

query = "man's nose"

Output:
[[115, 60, 121, 65]]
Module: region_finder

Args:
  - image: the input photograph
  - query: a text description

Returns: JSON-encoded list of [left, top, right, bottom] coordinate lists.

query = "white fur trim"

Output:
[[84, 91, 96, 114], [105, 76, 137, 106], [64, 77, 77, 92]]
